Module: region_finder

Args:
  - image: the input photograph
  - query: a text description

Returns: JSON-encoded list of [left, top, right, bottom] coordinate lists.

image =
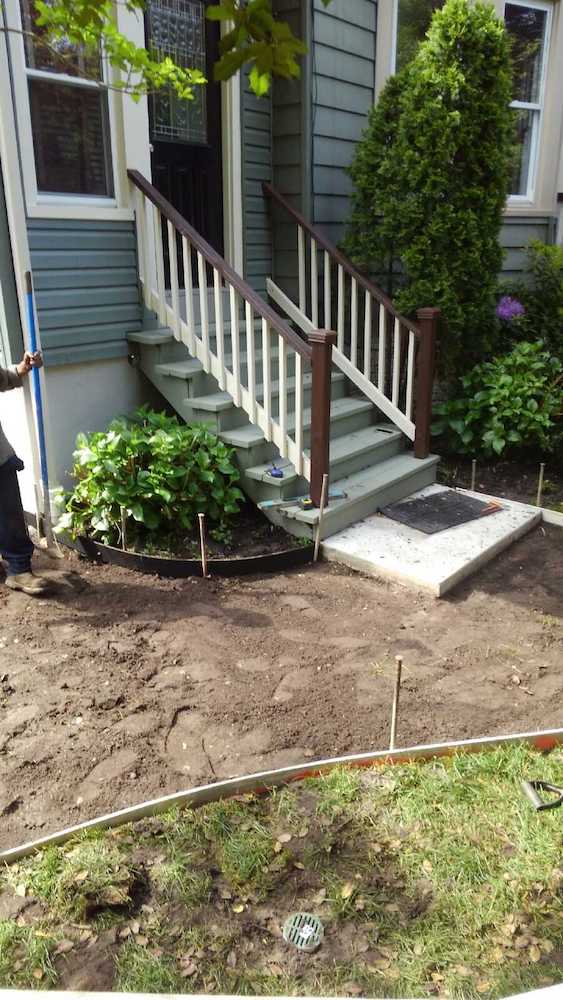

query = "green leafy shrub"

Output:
[[345, 0, 514, 376], [498, 241, 563, 356], [56, 407, 244, 547], [432, 341, 563, 457]]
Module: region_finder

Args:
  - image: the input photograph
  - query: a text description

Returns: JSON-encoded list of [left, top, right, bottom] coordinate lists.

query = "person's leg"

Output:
[[0, 460, 35, 576]]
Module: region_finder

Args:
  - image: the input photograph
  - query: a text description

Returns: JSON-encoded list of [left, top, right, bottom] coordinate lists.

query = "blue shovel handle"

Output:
[[25, 272, 49, 496]]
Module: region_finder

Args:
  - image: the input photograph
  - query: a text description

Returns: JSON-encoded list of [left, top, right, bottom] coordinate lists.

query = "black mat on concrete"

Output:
[[381, 489, 502, 535]]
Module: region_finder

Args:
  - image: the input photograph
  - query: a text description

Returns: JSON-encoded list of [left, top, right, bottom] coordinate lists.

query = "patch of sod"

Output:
[[0, 743, 561, 997]]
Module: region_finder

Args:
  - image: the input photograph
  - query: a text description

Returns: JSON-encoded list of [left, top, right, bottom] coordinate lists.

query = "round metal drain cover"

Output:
[[283, 912, 324, 952]]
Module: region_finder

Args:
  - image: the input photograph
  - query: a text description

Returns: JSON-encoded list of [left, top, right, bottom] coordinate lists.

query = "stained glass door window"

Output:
[[147, 0, 207, 145]]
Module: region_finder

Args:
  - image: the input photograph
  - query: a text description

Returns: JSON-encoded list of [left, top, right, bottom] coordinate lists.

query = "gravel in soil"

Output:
[[0, 525, 562, 851]]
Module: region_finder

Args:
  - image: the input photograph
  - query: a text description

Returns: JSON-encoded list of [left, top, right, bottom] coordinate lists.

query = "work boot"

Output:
[[6, 572, 49, 596]]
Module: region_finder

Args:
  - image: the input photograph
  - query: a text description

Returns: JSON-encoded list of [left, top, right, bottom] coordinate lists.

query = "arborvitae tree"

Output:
[[345, 0, 514, 376]]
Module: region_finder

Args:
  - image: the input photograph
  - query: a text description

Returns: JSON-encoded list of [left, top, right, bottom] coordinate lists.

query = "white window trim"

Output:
[[5, 0, 128, 218], [505, 0, 553, 204]]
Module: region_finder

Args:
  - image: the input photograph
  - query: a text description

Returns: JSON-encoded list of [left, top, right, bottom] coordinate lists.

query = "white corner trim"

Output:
[[222, 71, 244, 274]]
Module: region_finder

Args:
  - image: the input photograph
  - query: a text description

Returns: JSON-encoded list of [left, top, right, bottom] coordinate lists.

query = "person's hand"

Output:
[[16, 351, 43, 376]]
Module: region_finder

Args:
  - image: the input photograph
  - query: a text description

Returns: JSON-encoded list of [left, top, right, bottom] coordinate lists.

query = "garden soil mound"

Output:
[[0, 525, 562, 851]]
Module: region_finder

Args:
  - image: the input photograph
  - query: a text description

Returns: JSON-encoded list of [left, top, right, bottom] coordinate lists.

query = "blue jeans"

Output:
[[0, 456, 34, 576]]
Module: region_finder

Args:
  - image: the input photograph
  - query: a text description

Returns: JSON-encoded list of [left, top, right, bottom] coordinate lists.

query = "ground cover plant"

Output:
[[56, 406, 244, 551], [1, 743, 562, 996]]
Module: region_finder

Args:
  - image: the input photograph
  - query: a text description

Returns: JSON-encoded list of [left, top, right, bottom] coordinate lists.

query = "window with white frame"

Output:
[[19, 0, 114, 198], [504, 1, 551, 200]]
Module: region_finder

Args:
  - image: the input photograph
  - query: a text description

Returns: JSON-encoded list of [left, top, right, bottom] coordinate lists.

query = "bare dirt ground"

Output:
[[1, 525, 562, 852]]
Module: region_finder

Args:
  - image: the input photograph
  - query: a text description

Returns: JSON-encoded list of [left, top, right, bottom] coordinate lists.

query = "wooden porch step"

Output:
[[220, 396, 374, 450]]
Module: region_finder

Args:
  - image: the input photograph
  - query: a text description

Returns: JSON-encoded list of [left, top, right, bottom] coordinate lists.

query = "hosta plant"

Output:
[[56, 407, 244, 548]]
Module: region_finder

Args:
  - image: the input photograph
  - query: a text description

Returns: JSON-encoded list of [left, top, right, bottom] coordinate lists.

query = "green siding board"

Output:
[[39, 303, 140, 333], [499, 216, 554, 277], [29, 230, 136, 251], [31, 249, 136, 270], [314, 108, 368, 142], [313, 0, 376, 31], [314, 15, 375, 59], [33, 267, 138, 291], [242, 68, 273, 294], [314, 78, 375, 116], [36, 285, 140, 311], [28, 217, 141, 365], [314, 167, 354, 197], [315, 45, 375, 87], [314, 136, 357, 168]]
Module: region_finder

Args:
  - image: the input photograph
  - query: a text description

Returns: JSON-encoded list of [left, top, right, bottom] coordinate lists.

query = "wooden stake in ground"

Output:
[[389, 655, 403, 751], [198, 513, 209, 578], [471, 459, 477, 492], [536, 463, 546, 508], [314, 473, 329, 563], [120, 508, 128, 552]]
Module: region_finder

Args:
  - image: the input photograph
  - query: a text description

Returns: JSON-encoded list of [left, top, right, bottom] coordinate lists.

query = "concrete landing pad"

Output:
[[323, 485, 542, 597]]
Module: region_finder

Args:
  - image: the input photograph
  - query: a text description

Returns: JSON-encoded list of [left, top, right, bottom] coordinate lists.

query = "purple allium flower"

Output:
[[496, 296, 525, 321]]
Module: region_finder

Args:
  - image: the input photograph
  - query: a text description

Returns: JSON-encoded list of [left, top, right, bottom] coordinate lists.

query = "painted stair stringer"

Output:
[[127, 325, 439, 539]]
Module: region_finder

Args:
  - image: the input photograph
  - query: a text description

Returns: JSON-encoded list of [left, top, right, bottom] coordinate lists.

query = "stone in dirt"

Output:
[[76, 749, 140, 804], [58, 947, 116, 990], [112, 711, 160, 737]]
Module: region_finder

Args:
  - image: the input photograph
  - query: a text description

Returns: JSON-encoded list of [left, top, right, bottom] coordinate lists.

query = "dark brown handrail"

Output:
[[129, 170, 312, 361], [263, 181, 420, 336]]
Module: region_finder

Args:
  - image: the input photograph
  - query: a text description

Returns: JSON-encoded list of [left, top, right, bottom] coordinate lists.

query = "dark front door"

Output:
[[147, 0, 224, 260]]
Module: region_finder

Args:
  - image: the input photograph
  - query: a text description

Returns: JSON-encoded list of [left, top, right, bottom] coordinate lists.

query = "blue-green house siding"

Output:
[[311, 0, 377, 244], [242, 73, 273, 297], [500, 215, 557, 281], [28, 218, 142, 367]]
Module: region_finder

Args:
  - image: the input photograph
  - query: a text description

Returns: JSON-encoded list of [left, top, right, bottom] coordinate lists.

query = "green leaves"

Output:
[[344, 0, 514, 378], [17, 0, 329, 101], [432, 341, 563, 459], [55, 407, 244, 549], [209, 0, 307, 95]]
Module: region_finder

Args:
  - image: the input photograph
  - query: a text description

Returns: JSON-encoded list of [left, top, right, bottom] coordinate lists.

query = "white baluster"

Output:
[[278, 334, 288, 458], [181, 236, 196, 355], [350, 277, 358, 367], [135, 189, 150, 306], [294, 351, 304, 476], [324, 251, 331, 331], [167, 220, 180, 341], [337, 265, 345, 353], [311, 240, 319, 328], [197, 252, 210, 370], [392, 317, 401, 407], [363, 292, 372, 380], [406, 330, 416, 421], [214, 268, 225, 389], [153, 205, 166, 326], [229, 285, 241, 407], [298, 226, 306, 314], [245, 301, 256, 423], [378, 304, 387, 393], [261, 319, 272, 437]]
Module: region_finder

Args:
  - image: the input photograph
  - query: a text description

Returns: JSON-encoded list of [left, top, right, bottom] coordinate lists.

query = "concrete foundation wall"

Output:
[[43, 357, 160, 492]]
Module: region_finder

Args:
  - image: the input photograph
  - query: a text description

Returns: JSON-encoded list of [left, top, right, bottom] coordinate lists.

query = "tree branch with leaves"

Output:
[[1, 0, 332, 100]]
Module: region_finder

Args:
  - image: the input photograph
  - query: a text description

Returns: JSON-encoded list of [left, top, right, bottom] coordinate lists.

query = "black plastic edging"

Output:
[[76, 536, 315, 578]]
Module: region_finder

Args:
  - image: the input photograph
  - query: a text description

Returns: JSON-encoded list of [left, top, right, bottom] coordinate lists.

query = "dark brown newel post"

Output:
[[309, 330, 337, 507], [414, 307, 440, 460]]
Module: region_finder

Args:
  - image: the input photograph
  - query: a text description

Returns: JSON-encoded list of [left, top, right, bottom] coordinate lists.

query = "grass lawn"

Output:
[[1, 743, 562, 998]]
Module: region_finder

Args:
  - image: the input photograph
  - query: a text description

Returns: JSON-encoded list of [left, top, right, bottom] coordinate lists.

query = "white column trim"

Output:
[[222, 72, 244, 275]]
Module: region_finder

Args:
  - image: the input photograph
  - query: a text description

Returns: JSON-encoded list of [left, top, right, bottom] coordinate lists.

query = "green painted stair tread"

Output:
[[188, 391, 235, 413], [220, 396, 375, 450], [127, 327, 174, 345], [281, 453, 440, 526], [154, 359, 204, 378], [244, 424, 402, 486]]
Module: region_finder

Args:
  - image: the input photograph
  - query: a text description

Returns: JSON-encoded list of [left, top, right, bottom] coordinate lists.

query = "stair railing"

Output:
[[263, 183, 439, 460], [128, 169, 335, 506]]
